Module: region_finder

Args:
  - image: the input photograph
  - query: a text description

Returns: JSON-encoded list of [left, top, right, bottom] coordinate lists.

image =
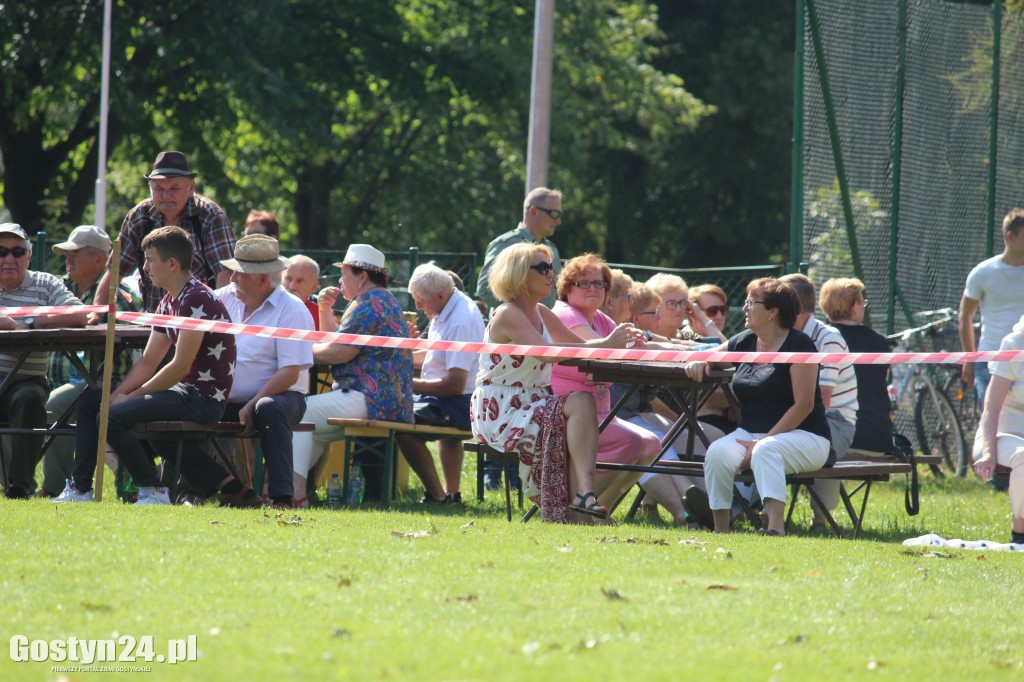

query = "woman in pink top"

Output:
[[550, 255, 661, 498]]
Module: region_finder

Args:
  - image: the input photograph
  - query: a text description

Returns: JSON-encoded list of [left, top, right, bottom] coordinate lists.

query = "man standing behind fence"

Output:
[[475, 187, 563, 311]]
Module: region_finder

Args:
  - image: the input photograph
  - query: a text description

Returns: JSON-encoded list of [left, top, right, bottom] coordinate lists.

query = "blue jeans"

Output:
[[73, 385, 224, 492], [974, 361, 991, 406]]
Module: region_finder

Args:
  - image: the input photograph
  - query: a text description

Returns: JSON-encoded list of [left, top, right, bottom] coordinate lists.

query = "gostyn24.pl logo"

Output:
[[10, 635, 198, 665]]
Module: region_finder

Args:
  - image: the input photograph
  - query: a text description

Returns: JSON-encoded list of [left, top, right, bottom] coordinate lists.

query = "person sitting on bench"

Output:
[[54, 226, 251, 506]]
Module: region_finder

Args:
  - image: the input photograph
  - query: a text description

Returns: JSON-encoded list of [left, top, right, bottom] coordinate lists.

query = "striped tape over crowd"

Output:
[[4, 303, 1023, 365]]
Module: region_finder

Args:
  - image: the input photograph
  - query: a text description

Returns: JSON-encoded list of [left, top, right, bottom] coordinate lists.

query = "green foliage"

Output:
[[804, 179, 886, 283]]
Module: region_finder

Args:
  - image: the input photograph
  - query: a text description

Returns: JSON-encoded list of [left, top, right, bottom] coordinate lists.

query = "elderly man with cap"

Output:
[[35, 226, 140, 497], [93, 150, 235, 314], [0, 223, 87, 499], [291, 244, 413, 502], [199, 234, 315, 508]]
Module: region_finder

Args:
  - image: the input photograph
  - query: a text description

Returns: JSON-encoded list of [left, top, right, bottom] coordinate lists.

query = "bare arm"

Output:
[[113, 331, 172, 397], [974, 374, 1011, 481], [413, 368, 468, 398], [122, 329, 204, 399], [959, 295, 981, 384], [487, 304, 639, 364]]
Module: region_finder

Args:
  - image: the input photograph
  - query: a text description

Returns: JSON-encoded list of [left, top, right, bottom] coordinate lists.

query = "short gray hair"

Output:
[[409, 262, 455, 297], [286, 254, 320, 278], [523, 187, 562, 214]]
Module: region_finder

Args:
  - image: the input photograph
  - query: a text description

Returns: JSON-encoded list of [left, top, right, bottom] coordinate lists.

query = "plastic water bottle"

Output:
[[68, 351, 87, 385], [346, 465, 365, 505], [326, 473, 343, 509]]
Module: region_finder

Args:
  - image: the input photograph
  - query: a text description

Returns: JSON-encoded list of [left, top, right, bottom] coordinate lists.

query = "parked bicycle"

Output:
[[886, 308, 970, 477]]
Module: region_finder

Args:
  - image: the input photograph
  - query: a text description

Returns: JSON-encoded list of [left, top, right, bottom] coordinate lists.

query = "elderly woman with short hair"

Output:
[[684, 277, 831, 535], [471, 243, 643, 522], [601, 268, 635, 324]]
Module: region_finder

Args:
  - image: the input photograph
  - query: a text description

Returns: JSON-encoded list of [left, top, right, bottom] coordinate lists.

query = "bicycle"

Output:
[[887, 308, 968, 477]]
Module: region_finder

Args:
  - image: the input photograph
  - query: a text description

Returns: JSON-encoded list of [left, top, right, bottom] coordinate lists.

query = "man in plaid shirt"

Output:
[[93, 151, 235, 313]]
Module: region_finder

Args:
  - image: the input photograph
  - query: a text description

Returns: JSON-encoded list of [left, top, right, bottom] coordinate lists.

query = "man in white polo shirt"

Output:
[[206, 235, 314, 508], [398, 263, 485, 504]]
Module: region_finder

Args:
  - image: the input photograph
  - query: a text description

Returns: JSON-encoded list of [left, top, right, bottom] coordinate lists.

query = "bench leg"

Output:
[[624, 486, 646, 521], [504, 468, 512, 522], [804, 483, 843, 538], [476, 449, 485, 502], [521, 503, 539, 523]]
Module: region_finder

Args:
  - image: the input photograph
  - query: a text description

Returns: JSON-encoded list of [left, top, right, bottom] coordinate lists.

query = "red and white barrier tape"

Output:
[[3, 303, 1022, 365]]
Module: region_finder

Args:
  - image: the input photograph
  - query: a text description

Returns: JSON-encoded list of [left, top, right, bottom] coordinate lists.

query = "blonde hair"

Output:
[[688, 283, 728, 306], [629, 284, 661, 316], [489, 242, 552, 302], [819, 277, 865, 322], [645, 273, 688, 299], [607, 269, 634, 299]]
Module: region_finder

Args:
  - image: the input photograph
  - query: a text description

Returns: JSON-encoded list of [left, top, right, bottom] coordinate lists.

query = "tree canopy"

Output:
[[0, 1, 796, 269]]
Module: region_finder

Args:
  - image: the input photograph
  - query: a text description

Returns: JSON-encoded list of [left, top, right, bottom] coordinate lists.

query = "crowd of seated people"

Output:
[[3, 158, 942, 532]]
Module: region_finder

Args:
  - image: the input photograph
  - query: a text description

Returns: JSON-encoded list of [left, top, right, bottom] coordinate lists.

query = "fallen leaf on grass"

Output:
[[716, 547, 732, 558], [600, 587, 625, 601], [707, 584, 737, 591], [977, 554, 987, 561], [867, 659, 886, 670], [805, 569, 823, 577], [81, 603, 112, 613], [480, 560, 495, 568], [332, 628, 351, 639], [460, 520, 475, 530], [277, 515, 302, 526], [330, 575, 353, 588], [210, 520, 227, 525], [391, 529, 430, 539], [679, 537, 708, 548], [456, 594, 478, 603], [555, 541, 571, 552]]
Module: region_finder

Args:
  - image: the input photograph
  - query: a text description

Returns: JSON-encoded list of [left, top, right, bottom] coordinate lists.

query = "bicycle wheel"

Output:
[[945, 373, 980, 447], [915, 384, 967, 476]]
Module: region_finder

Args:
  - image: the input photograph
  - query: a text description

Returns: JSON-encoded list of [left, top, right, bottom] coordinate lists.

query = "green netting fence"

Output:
[[794, 0, 1024, 334]]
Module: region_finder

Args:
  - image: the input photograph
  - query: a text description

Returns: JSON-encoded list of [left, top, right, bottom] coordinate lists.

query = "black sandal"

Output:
[[569, 491, 609, 519]]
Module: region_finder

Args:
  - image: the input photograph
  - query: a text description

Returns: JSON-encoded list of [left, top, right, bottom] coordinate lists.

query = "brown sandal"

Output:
[[569, 491, 609, 519]]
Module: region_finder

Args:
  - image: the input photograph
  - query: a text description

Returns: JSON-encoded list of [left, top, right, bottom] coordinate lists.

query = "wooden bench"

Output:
[[132, 421, 314, 501], [463, 442, 525, 522], [324, 418, 472, 506], [597, 451, 941, 538]]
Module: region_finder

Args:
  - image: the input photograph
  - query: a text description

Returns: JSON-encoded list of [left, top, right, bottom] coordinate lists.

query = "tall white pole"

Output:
[[93, 0, 112, 229], [525, 0, 555, 194]]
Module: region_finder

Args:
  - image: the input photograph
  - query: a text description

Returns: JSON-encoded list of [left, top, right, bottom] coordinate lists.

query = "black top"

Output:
[[728, 328, 831, 440], [835, 323, 894, 453]]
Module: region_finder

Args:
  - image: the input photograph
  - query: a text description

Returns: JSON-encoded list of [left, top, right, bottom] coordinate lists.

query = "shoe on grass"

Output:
[[681, 486, 714, 530], [220, 486, 266, 508], [51, 480, 93, 503], [135, 486, 172, 505]]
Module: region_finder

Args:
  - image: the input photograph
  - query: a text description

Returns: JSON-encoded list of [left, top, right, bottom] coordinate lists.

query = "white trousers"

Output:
[[292, 390, 368, 478], [630, 412, 723, 486], [705, 428, 830, 510], [973, 429, 1024, 522]]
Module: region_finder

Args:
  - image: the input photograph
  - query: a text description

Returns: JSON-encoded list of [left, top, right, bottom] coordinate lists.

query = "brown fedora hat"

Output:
[[143, 151, 197, 180]]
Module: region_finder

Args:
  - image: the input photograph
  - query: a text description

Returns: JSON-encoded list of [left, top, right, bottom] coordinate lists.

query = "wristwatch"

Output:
[[23, 317, 35, 330]]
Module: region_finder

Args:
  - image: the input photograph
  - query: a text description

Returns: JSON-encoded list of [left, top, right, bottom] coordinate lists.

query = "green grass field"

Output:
[[2, 470, 1022, 681]]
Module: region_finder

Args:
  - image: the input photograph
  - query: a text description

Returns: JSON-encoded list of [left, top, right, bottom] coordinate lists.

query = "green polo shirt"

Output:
[[475, 223, 561, 310]]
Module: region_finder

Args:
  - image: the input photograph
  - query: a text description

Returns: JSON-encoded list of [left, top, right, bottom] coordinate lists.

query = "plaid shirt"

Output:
[[116, 194, 235, 312], [47, 277, 140, 386]]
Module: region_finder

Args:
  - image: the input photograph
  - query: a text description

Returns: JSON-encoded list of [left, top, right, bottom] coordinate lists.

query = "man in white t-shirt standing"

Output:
[[960, 209, 1024, 409]]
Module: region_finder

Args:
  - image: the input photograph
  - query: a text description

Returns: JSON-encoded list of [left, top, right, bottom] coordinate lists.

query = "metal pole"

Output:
[[525, 0, 555, 193], [93, 0, 112, 230], [788, 0, 807, 274], [887, 0, 909, 335], [807, 0, 865, 284], [986, 0, 1002, 259]]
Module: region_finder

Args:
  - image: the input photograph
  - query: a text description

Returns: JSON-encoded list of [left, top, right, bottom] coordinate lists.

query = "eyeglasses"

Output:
[[533, 206, 563, 220], [572, 280, 607, 290], [529, 261, 554, 275], [661, 299, 687, 311], [0, 246, 29, 259], [860, 299, 870, 308], [636, 309, 659, 316], [743, 298, 766, 309], [701, 305, 729, 317]]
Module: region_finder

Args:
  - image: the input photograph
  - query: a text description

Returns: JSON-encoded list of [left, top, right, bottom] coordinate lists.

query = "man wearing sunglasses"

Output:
[[0, 223, 87, 499], [475, 186, 563, 312]]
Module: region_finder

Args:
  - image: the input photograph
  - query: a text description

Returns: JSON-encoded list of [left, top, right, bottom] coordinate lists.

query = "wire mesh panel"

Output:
[[798, 0, 1023, 335]]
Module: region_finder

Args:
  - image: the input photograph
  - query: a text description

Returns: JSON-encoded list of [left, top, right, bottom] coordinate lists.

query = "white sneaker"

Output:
[[134, 486, 172, 505], [51, 480, 93, 503]]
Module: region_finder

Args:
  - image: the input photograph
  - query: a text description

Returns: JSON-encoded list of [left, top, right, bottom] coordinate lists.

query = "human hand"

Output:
[[606, 322, 643, 349], [238, 400, 256, 433], [87, 311, 103, 325], [683, 360, 708, 381], [0, 315, 16, 331], [318, 286, 341, 310], [111, 393, 131, 406], [961, 362, 975, 386], [973, 450, 995, 481], [736, 438, 757, 469]]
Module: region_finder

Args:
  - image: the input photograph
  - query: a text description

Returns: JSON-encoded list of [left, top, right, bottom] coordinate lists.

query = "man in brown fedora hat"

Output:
[[93, 150, 236, 314], [205, 235, 314, 507]]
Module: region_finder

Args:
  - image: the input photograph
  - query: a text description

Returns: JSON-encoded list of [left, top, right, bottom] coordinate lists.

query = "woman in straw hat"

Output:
[[291, 244, 413, 500]]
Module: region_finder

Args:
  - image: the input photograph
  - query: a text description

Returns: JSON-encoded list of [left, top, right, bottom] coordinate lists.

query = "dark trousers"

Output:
[[73, 386, 224, 492], [219, 392, 306, 500], [0, 376, 50, 492]]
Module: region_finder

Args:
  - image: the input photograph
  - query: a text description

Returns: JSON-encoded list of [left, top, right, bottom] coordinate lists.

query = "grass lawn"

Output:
[[1, 468, 1022, 681]]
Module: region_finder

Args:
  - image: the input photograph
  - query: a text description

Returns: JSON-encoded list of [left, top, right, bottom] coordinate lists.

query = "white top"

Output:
[[964, 255, 1024, 351], [801, 316, 858, 425], [421, 289, 485, 394], [215, 284, 314, 401], [989, 316, 1024, 431]]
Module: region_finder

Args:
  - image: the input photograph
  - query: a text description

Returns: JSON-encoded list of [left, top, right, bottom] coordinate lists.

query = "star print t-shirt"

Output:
[[155, 277, 237, 402]]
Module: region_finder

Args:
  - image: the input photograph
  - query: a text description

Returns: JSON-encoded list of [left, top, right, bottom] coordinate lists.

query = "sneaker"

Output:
[[51, 480, 94, 503], [445, 492, 463, 506], [421, 493, 447, 505], [135, 486, 172, 505], [3, 485, 30, 500]]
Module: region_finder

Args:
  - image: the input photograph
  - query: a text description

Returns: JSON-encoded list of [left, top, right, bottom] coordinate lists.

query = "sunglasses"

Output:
[[533, 206, 563, 220], [529, 261, 554, 275], [572, 280, 607, 290], [0, 246, 29, 259], [701, 305, 729, 317]]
